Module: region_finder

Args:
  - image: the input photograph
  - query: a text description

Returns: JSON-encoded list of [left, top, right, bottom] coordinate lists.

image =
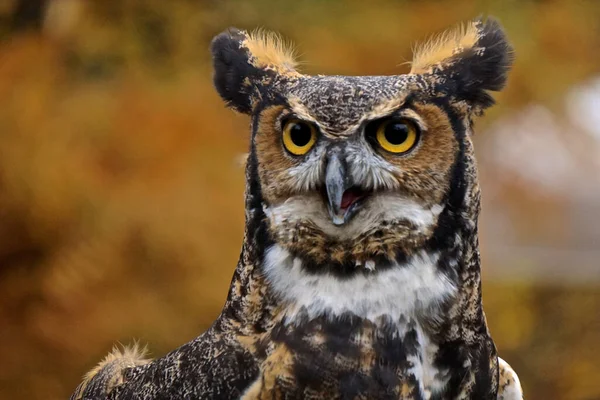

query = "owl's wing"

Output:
[[497, 357, 523, 400], [70, 344, 150, 400], [71, 327, 259, 400]]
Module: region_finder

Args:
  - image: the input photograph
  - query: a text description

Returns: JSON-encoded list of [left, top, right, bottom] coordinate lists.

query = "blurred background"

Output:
[[0, 1, 598, 399]]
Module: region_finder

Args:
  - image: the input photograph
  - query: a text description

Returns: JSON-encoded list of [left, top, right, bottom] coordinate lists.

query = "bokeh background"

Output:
[[0, 1, 599, 399]]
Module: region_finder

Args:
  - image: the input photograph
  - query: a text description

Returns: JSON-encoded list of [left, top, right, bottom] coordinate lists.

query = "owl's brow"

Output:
[[362, 92, 414, 122], [284, 96, 342, 137], [286, 96, 319, 123], [283, 92, 424, 139]]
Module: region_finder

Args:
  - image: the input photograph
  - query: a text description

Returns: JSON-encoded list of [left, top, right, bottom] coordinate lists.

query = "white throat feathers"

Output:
[[262, 244, 457, 324]]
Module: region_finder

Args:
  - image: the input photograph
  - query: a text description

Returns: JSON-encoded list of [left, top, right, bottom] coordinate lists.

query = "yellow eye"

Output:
[[282, 119, 317, 156], [374, 118, 419, 154]]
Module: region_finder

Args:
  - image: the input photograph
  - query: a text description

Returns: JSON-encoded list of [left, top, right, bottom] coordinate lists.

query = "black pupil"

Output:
[[290, 123, 312, 147], [384, 122, 409, 145]]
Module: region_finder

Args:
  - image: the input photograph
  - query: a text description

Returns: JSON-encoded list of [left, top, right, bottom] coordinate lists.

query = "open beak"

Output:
[[324, 153, 367, 225]]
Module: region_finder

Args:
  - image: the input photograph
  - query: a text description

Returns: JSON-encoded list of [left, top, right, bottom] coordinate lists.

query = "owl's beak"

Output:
[[324, 153, 365, 226]]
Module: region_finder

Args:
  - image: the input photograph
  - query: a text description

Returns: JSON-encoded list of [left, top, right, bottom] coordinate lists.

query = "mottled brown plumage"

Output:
[[72, 17, 522, 400]]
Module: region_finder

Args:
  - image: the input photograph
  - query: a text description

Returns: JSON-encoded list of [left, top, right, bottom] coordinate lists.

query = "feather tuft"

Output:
[[410, 20, 481, 74], [244, 28, 298, 72]]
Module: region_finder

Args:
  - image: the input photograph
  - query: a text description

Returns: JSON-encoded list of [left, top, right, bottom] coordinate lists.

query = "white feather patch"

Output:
[[498, 357, 524, 400], [263, 245, 456, 323]]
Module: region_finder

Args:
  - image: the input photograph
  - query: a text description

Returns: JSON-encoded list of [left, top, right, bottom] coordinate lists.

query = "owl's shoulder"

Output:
[[72, 327, 259, 400]]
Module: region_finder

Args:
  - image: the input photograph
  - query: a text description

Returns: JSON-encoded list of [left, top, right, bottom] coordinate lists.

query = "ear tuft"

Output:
[[245, 29, 298, 72], [411, 21, 481, 75], [211, 28, 258, 114], [211, 28, 299, 114], [411, 17, 515, 111]]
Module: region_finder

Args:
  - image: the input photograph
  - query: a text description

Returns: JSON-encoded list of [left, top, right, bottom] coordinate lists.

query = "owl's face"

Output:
[[253, 76, 457, 263], [212, 20, 512, 268]]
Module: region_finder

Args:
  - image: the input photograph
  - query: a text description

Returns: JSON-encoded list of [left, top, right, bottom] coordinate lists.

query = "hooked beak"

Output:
[[324, 153, 367, 226]]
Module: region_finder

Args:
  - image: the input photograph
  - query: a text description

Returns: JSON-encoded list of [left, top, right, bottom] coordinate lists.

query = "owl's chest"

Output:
[[247, 245, 460, 398], [242, 318, 450, 400]]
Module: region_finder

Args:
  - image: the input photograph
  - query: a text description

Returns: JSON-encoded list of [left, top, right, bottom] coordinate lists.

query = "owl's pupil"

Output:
[[384, 123, 409, 145], [290, 123, 312, 147]]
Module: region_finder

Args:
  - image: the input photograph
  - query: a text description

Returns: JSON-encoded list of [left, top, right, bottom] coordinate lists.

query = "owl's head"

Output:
[[211, 18, 513, 272]]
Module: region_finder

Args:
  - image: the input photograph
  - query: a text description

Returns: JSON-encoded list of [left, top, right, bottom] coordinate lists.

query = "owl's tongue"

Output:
[[341, 188, 364, 210]]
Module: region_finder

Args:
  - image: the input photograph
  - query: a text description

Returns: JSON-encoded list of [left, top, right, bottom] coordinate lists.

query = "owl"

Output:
[[72, 17, 523, 400]]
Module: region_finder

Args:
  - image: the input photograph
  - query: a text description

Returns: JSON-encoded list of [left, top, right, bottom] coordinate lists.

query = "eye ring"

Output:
[[370, 118, 420, 155], [282, 118, 318, 156]]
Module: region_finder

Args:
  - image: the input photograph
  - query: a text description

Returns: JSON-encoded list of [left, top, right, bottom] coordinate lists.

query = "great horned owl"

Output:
[[72, 17, 523, 400]]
